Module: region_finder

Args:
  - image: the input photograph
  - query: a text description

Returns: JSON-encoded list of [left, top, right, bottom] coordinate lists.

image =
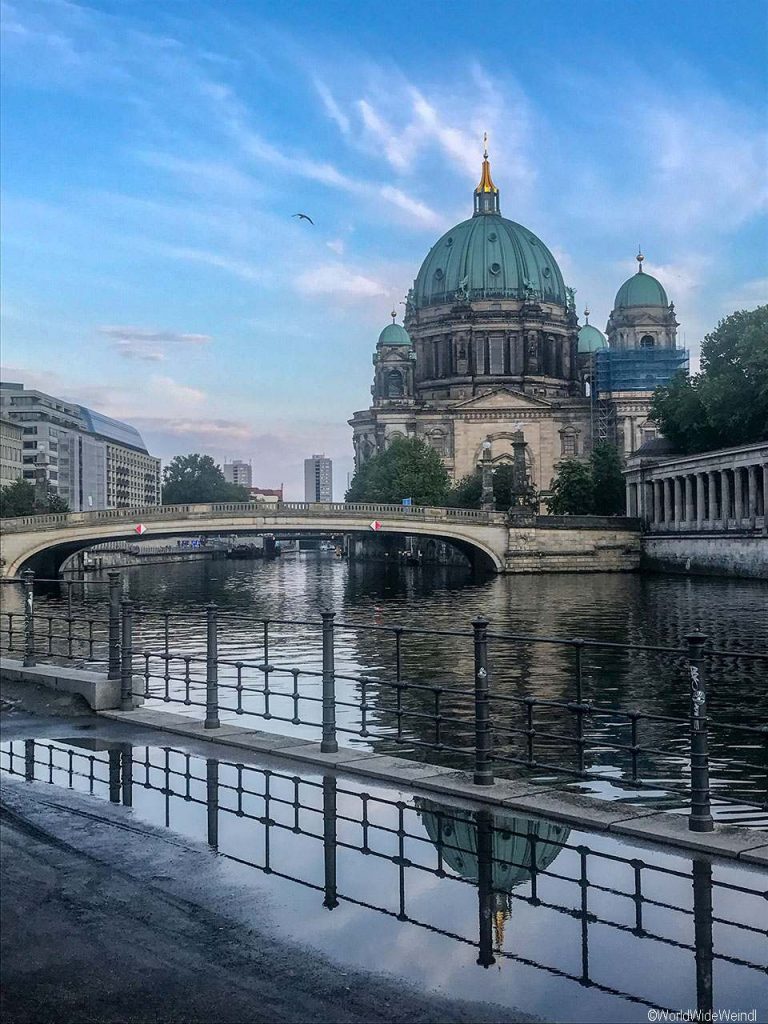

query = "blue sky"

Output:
[[2, 0, 766, 498]]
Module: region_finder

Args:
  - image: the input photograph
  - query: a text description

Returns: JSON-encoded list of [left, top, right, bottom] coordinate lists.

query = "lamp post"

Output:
[[480, 441, 495, 512]]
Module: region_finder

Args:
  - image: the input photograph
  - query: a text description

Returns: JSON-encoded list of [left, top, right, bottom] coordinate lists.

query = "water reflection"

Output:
[[2, 736, 766, 1021]]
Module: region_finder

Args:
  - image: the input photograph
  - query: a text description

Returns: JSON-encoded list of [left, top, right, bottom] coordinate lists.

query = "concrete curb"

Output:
[[98, 706, 768, 865], [0, 657, 143, 711]]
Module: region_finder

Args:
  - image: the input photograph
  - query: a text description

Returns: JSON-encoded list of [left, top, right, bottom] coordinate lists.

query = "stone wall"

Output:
[[641, 535, 768, 579], [504, 526, 641, 573]]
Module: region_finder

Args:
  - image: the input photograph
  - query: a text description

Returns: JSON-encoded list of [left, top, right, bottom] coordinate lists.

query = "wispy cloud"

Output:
[[296, 263, 388, 300], [98, 325, 212, 362]]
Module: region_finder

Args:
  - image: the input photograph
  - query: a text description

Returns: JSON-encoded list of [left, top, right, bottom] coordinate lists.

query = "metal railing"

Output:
[[2, 738, 765, 1016], [2, 572, 767, 829]]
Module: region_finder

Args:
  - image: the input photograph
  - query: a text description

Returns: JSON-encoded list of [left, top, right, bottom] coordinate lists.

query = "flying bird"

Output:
[[292, 213, 314, 224]]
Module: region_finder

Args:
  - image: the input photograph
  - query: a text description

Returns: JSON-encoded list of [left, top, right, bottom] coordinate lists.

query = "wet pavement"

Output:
[[1, 710, 766, 1023]]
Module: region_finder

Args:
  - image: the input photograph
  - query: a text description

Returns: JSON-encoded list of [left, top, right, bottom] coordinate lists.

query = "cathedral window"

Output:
[[560, 429, 578, 456], [489, 336, 504, 374], [385, 369, 405, 398], [640, 335, 655, 348]]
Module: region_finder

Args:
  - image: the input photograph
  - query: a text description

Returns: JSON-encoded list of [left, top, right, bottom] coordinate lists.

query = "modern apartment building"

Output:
[[0, 417, 24, 486], [304, 454, 333, 502], [223, 460, 253, 489], [0, 383, 160, 510]]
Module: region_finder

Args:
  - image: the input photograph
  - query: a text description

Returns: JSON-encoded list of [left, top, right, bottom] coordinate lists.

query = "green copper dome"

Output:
[[577, 322, 608, 353], [413, 214, 567, 309], [378, 321, 411, 347], [614, 255, 669, 309], [412, 152, 567, 309]]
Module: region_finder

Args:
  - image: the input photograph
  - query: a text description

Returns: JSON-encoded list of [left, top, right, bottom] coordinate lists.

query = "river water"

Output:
[[23, 554, 768, 818]]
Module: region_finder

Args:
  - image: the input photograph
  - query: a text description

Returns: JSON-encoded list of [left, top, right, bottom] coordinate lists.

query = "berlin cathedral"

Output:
[[349, 145, 688, 500]]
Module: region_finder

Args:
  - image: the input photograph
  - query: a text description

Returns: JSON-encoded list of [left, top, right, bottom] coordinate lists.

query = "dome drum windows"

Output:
[[640, 335, 656, 349], [385, 369, 405, 398]]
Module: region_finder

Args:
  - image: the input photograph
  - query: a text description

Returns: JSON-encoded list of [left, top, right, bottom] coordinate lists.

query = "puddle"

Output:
[[1, 736, 766, 1023]]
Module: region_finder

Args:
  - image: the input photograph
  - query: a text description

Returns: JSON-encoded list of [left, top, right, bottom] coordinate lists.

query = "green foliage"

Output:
[[447, 464, 534, 512], [346, 438, 451, 505], [546, 443, 627, 515], [590, 442, 626, 515], [162, 454, 250, 504], [545, 459, 595, 515], [0, 478, 70, 517], [651, 305, 768, 453]]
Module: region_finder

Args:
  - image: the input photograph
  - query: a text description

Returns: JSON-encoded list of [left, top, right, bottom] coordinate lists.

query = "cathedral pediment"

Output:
[[449, 386, 553, 410]]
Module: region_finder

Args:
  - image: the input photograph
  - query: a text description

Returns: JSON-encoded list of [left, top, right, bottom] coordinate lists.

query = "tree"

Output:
[[346, 438, 450, 505], [545, 459, 594, 514], [651, 305, 768, 453], [590, 442, 626, 515], [0, 479, 70, 517], [546, 443, 627, 515], [162, 454, 250, 504]]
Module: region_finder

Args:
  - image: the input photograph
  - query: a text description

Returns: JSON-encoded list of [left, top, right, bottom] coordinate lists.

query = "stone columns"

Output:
[[673, 476, 682, 527], [747, 466, 757, 521], [665, 478, 674, 526], [696, 474, 706, 527], [734, 467, 744, 523], [720, 470, 731, 525], [684, 475, 694, 525], [652, 480, 660, 525], [763, 464, 768, 529], [708, 472, 718, 525]]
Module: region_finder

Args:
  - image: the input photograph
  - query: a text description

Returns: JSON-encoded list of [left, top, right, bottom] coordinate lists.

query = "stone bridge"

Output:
[[0, 502, 641, 577]]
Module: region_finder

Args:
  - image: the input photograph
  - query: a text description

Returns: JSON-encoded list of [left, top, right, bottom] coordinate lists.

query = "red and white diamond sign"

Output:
[[369, 520, 382, 531], [134, 524, 147, 535]]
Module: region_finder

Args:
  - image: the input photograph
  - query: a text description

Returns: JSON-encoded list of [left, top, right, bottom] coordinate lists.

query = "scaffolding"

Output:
[[595, 348, 689, 397]]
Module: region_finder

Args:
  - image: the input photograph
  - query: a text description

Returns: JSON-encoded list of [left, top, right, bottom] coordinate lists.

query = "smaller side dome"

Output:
[[578, 323, 608, 353], [614, 253, 669, 308], [378, 322, 411, 347]]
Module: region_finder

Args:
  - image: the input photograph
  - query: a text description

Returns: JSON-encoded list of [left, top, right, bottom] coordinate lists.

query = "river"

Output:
[[22, 553, 768, 819]]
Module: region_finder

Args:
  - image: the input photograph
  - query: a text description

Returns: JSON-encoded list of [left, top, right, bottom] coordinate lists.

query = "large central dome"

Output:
[[412, 150, 567, 310]]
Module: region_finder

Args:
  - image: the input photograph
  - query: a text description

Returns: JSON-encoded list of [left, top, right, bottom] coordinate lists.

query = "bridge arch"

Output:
[[0, 503, 509, 578]]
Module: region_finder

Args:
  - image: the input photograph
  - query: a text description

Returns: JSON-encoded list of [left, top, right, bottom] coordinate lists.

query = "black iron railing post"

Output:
[[473, 616, 494, 786], [320, 610, 338, 753], [476, 809, 496, 967], [687, 631, 713, 833], [119, 598, 134, 711], [322, 775, 338, 910], [107, 571, 121, 680], [22, 569, 35, 666], [205, 603, 220, 729], [206, 758, 219, 850]]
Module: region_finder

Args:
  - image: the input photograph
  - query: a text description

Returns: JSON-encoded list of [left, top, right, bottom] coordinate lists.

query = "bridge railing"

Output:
[[0, 501, 511, 534], [2, 571, 766, 829]]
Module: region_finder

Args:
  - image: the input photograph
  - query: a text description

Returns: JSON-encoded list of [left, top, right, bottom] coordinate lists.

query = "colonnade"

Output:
[[625, 445, 768, 533]]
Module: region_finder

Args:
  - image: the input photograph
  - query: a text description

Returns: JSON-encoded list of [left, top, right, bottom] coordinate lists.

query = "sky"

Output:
[[1, 0, 767, 498]]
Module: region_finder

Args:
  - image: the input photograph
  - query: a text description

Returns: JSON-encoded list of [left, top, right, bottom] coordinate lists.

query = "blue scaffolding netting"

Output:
[[595, 348, 689, 396]]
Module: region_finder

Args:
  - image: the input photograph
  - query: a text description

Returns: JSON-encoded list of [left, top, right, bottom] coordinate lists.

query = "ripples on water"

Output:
[[24, 554, 768, 813]]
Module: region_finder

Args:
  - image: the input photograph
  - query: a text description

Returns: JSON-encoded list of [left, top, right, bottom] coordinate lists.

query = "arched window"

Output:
[[640, 335, 655, 348], [386, 369, 404, 398]]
